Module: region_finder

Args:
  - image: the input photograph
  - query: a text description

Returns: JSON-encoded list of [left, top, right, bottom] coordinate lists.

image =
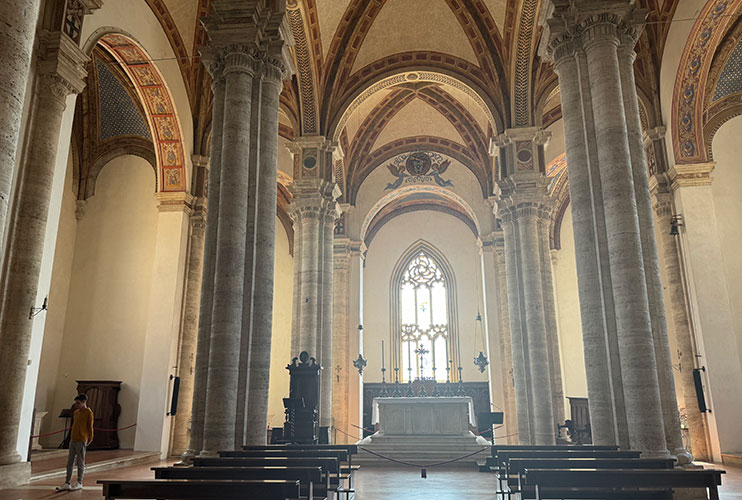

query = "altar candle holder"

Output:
[[380, 367, 389, 397], [392, 367, 402, 397], [443, 361, 454, 397], [455, 363, 466, 396]]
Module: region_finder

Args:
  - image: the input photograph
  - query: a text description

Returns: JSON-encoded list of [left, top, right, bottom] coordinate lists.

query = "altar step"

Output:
[[355, 433, 489, 467]]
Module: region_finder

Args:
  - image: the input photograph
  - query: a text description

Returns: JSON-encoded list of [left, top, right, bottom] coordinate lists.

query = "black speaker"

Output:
[[169, 376, 181, 416], [692, 368, 708, 413]]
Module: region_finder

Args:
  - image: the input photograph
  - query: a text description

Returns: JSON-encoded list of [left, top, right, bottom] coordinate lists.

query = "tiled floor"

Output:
[[0, 458, 739, 499]]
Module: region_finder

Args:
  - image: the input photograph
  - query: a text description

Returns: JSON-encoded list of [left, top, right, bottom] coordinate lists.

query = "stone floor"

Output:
[[0, 458, 739, 499]]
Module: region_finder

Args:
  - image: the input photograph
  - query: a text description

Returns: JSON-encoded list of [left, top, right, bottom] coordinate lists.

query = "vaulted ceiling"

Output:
[[140, 0, 682, 202]]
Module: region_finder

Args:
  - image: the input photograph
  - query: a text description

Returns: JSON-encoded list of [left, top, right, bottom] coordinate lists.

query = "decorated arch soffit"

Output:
[[360, 182, 481, 244], [703, 14, 742, 159], [99, 34, 187, 192], [672, 0, 742, 164], [545, 152, 568, 250]]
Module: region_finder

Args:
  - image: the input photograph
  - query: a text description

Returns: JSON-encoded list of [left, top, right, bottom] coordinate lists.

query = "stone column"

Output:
[[0, 0, 41, 256], [546, 29, 623, 448], [244, 53, 287, 446], [288, 165, 339, 428], [617, 35, 689, 462], [493, 232, 518, 444], [537, 210, 565, 425], [201, 44, 256, 456], [181, 70, 225, 463], [0, 31, 86, 481], [497, 172, 557, 445], [650, 174, 710, 461], [332, 235, 352, 443], [170, 198, 206, 457], [541, 0, 673, 457]]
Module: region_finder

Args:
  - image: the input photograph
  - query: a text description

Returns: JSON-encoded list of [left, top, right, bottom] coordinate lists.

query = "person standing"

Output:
[[57, 394, 94, 491]]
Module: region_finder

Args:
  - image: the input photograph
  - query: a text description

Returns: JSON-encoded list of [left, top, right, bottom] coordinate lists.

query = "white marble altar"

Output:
[[357, 396, 488, 464], [371, 397, 475, 435]]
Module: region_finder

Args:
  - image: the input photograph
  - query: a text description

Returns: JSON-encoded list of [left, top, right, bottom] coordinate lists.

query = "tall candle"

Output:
[[457, 330, 462, 368], [394, 336, 398, 370], [382, 340, 385, 370], [407, 341, 412, 377]]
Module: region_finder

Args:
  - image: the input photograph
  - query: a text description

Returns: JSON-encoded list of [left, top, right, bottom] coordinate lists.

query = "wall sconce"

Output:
[[29, 296, 48, 319], [670, 214, 684, 236]]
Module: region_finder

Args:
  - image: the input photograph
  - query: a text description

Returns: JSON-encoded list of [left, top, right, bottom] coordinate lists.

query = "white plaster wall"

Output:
[[362, 210, 488, 384], [551, 207, 587, 402], [47, 156, 158, 449], [710, 117, 742, 405], [267, 221, 294, 429]]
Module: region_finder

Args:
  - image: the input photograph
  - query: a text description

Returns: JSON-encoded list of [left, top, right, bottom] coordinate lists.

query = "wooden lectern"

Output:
[[283, 352, 320, 444]]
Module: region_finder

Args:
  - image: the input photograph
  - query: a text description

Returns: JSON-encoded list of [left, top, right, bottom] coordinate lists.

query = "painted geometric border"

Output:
[[100, 34, 187, 192], [671, 0, 742, 164]]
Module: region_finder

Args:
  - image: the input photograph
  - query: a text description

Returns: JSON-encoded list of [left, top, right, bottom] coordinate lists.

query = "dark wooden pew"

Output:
[[98, 478, 300, 500], [242, 444, 358, 454], [479, 445, 621, 472], [219, 450, 356, 494], [193, 456, 347, 498], [490, 449, 642, 497], [152, 466, 324, 500], [502, 458, 676, 499], [520, 468, 725, 500]]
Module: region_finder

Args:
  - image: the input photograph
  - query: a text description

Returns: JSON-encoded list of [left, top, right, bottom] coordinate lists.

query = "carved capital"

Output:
[[496, 172, 555, 223], [221, 44, 261, 77]]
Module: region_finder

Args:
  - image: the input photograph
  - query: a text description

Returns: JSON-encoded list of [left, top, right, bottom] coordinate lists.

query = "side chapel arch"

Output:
[[83, 28, 187, 193]]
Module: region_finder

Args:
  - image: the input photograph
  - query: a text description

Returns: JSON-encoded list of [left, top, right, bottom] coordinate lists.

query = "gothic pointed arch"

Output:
[[390, 240, 460, 382]]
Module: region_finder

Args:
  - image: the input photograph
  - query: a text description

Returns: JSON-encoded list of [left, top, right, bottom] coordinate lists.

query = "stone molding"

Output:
[[156, 192, 196, 214], [288, 179, 340, 223], [667, 162, 715, 190]]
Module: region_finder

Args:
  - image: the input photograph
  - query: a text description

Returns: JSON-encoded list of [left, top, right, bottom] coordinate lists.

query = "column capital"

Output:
[[36, 30, 89, 98], [667, 162, 715, 190], [192, 154, 209, 170], [495, 126, 551, 147], [539, 0, 646, 63], [495, 172, 554, 223], [288, 178, 340, 223], [156, 192, 196, 214]]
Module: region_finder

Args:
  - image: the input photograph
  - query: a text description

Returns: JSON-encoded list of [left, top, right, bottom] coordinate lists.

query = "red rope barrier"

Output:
[[30, 423, 136, 439]]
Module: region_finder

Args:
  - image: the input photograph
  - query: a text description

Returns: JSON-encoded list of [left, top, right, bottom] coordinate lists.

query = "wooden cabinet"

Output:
[[76, 380, 122, 450]]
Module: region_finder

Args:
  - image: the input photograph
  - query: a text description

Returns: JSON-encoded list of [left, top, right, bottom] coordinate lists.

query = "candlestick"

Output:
[[393, 335, 398, 371], [382, 339, 385, 370]]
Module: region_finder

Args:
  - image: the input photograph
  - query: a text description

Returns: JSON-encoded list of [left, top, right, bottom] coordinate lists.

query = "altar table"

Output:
[[371, 397, 476, 436]]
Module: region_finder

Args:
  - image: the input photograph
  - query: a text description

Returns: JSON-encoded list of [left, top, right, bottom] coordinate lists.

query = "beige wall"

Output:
[[267, 221, 294, 429], [551, 207, 588, 404], [711, 117, 742, 375], [37, 155, 158, 449], [362, 210, 489, 384]]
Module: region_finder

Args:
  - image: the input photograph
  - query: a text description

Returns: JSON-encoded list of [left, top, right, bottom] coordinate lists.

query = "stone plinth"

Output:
[[358, 397, 488, 464], [32, 411, 47, 450]]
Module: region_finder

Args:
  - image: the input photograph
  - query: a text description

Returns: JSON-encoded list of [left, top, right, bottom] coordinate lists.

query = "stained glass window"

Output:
[[399, 252, 449, 382]]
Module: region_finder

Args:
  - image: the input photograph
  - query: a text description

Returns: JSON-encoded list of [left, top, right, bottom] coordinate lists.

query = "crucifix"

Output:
[[414, 345, 429, 380]]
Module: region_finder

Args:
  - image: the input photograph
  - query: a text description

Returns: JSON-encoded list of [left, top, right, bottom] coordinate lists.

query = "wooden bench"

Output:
[[490, 450, 642, 497], [193, 457, 348, 499], [98, 479, 300, 500], [488, 449, 642, 469], [152, 466, 324, 500], [478, 445, 621, 472], [220, 450, 355, 495], [501, 458, 676, 500], [520, 468, 725, 500], [242, 444, 358, 454]]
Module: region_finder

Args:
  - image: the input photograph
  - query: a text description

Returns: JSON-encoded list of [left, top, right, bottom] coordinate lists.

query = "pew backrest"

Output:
[[242, 444, 358, 454], [98, 479, 301, 500], [494, 449, 641, 468], [193, 456, 341, 474], [151, 465, 324, 484]]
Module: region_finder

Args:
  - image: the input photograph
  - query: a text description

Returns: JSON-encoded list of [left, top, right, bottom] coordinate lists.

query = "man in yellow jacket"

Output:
[[57, 394, 94, 491]]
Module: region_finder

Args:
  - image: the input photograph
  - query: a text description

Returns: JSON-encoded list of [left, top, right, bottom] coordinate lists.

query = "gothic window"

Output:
[[398, 251, 450, 382]]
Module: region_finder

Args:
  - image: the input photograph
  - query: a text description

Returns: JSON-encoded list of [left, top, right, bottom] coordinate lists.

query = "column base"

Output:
[[0, 462, 31, 489]]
